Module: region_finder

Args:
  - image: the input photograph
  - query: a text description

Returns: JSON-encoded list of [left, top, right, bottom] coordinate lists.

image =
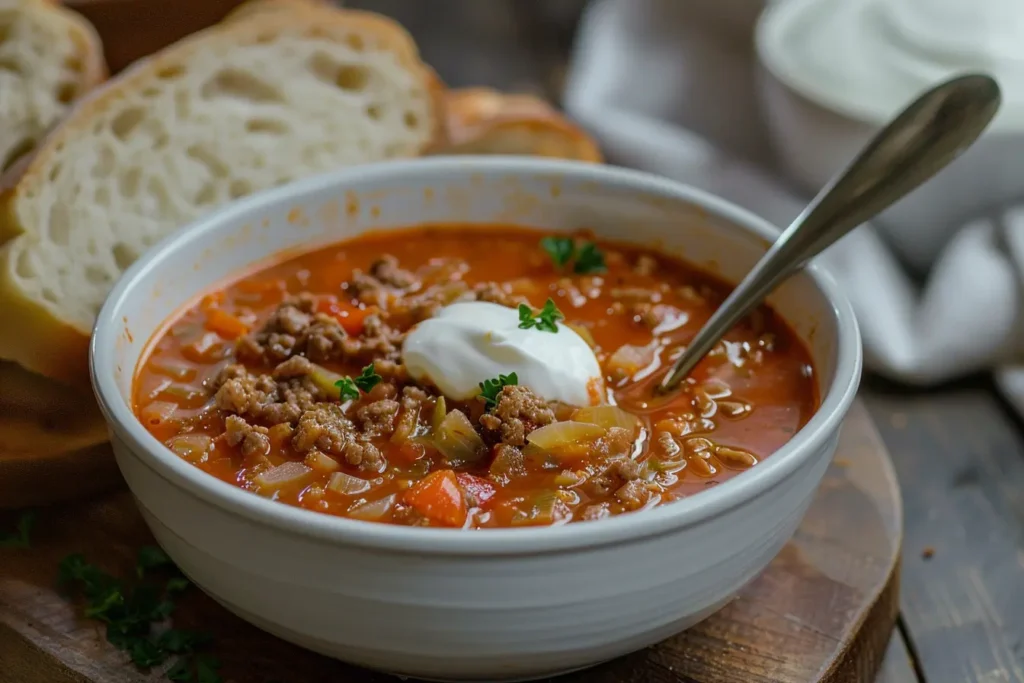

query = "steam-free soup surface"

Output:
[[135, 225, 817, 528]]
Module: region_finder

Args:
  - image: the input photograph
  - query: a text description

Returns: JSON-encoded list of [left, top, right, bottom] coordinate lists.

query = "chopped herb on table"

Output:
[[479, 372, 518, 409], [0, 509, 36, 548], [518, 299, 564, 333], [58, 546, 221, 682], [540, 236, 607, 274], [335, 363, 382, 401]]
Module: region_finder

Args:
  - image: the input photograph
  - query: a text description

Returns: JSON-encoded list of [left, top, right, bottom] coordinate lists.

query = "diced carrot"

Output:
[[316, 298, 375, 335], [199, 292, 224, 312], [456, 473, 496, 506], [205, 308, 249, 340], [237, 278, 286, 295], [403, 469, 467, 527]]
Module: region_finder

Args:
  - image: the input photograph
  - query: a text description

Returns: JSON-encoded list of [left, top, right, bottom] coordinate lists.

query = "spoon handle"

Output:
[[659, 73, 1002, 393]]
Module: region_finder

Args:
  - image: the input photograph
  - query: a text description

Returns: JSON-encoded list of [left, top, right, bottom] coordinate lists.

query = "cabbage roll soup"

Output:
[[134, 225, 818, 529]]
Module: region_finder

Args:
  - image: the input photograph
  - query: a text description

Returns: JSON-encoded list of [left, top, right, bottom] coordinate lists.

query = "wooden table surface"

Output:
[[330, 2, 1024, 681], [43, 0, 1024, 681]]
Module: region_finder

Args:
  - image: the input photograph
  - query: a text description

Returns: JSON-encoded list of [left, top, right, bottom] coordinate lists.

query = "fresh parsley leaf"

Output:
[[540, 236, 575, 268], [354, 363, 382, 393], [0, 510, 37, 548], [167, 658, 194, 682], [573, 242, 607, 274], [335, 377, 360, 402], [58, 551, 215, 682], [517, 299, 564, 333], [479, 372, 518, 409], [136, 545, 172, 578], [129, 637, 168, 668]]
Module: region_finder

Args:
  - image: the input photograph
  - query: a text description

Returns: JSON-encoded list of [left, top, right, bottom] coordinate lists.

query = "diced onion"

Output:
[[572, 405, 639, 435], [149, 359, 196, 381], [433, 409, 485, 465], [140, 401, 179, 427], [305, 450, 341, 473], [607, 343, 656, 379], [328, 471, 371, 495], [526, 421, 606, 450], [255, 461, 313, 491], [349, 494, 397, 521], [167, 434, 212, 463], [308, 363, 345, 397]]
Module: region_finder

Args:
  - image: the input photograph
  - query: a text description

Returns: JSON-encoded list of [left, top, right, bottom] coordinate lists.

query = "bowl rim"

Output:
[[90, 156, 862, 556]]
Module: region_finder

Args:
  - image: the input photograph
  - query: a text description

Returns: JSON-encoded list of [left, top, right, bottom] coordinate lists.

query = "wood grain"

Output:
[[0, 401, 901, 683], [864, 378, 1024, 683]]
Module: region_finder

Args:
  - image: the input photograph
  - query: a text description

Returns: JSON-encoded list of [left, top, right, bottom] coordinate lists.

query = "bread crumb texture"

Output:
[[3, 5, 438, 342]]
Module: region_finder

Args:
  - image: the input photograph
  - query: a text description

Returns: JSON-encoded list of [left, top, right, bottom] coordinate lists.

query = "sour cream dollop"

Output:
[[401, 301, 603, 406]]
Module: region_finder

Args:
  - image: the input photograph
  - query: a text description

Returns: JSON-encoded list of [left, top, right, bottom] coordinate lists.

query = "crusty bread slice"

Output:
[[0, 0, 106, 171], [435, 88, 602, 162], [0, 1, 444, 387], [224, 0, 331, 24]]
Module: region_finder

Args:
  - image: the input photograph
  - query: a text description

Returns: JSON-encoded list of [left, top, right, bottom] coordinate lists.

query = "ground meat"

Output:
[[471, 282, 527, 308], [356, 399, 400, 437], [223, 415, 270, 457], [489, 443, 527, 484], [292, 404, 385, 472], [347, 255, 419, 307], [477, 385, 555, 447], [271, 355, 314, 379], [370, 255, 418, 289], [236, 295, 318, 364], [584, 457, 644, 498], [214, 364, 324, 426], [339, 314, 404, 364], [615, 479, 653, 511]]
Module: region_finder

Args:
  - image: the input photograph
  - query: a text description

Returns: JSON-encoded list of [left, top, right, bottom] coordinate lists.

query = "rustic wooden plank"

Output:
[[0, 401, 901, 682], [863, 377, 1024, 683], [876, 629, 922, 683]]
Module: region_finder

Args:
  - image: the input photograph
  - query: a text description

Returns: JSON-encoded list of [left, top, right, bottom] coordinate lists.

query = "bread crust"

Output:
[[437, 88, 602, 162], [0, 1, 446, 388]]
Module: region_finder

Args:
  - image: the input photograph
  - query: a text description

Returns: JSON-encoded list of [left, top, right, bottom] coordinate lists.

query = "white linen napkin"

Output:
[[562, 0, 1024, 412]]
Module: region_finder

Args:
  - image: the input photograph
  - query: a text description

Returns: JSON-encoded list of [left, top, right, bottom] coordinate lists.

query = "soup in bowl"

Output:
[[91, 157, 861, 681]]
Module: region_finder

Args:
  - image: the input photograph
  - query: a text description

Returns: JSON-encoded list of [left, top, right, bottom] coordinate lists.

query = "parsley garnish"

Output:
[[539, 236, 607, 274], [335, 363, 382, 401], [0, 509, 36, 548], [58, 547, 220, 682], [354, 363, 382, 392], [518, 299, 564, 333], [574, 242, 607, 274], [540, 236, 574, 268], [479, 372, 518, 409]]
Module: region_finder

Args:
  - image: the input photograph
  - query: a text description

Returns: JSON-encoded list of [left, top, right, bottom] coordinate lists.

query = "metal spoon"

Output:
[[657, 73, 1002, 395]]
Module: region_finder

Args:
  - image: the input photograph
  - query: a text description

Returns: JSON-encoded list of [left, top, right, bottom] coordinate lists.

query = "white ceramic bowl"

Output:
[[755, 0, 1024, 273], [90, 157, 862, 682]]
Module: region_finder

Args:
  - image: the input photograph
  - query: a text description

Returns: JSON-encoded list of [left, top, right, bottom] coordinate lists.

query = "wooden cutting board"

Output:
[[0, 400, 902, 683]]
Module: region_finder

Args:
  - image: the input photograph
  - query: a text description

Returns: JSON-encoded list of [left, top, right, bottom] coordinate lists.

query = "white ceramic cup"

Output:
[[90, 157, 862, 682]]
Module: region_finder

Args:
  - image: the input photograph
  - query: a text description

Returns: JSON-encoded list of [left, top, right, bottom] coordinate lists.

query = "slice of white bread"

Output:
[[435, 87, 602, 162], [0, 0, 444, 387], [0, 0, 106, 171]]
